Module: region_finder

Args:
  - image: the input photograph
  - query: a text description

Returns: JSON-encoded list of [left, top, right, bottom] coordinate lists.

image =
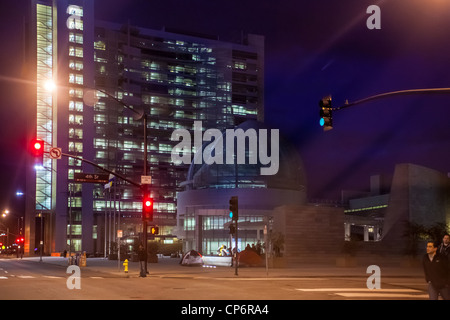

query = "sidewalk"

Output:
[[23, 255, 425, 279]]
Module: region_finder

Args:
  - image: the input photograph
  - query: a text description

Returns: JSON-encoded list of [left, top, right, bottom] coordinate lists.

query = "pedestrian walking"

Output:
[[138, 244, 147, 277], [423, 240, 450, 300], [438, 234, 450, 257]]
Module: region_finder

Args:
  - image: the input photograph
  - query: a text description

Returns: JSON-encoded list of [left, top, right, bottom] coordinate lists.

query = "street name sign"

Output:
[[74, 173, 110, 184]]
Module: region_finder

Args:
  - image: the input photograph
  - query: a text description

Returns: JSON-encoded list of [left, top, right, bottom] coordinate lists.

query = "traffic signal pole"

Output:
[[235, 218, 238, 276], [229, 196, 239, 276], [143, 113, 149, 277], [320, 87, 450, 131], [337, 87, 450, 111]]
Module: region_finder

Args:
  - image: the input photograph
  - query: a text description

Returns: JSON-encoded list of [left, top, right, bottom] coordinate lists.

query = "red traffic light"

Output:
[[16, 237, 24, 243], [31, 139, 44, 156], [142, 196, 154, 221], [30, 139, 45, 167], [144, 198, 152, 208]]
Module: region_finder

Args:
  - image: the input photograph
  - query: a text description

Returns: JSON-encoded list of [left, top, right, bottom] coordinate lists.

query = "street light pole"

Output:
[[143, 113, 149, 276], [92, 87, 150, 275], [48, 83, 149, 266], [39, 212, 43, 262]]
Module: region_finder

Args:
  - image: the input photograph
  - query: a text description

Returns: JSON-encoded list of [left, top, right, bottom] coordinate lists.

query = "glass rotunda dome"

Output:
[[184, 120, 306, 192]]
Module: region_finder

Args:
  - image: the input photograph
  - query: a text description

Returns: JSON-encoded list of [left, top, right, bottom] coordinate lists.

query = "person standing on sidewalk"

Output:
[[138, 244, 147, 277], [423, 240, 450, 300]]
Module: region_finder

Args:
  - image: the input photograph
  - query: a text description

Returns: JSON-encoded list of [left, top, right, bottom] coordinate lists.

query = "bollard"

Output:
[[123, 259, 129, 276]]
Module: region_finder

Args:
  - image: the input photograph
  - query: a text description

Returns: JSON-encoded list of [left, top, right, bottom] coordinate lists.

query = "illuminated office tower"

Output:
[[25, 0, 264, 255]]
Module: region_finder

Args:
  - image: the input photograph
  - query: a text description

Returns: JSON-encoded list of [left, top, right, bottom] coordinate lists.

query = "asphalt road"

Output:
[[0, 257, 429, 301]]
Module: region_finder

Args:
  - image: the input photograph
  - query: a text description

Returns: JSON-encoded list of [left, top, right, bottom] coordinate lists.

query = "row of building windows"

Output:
[[184, 215, 265, 231]]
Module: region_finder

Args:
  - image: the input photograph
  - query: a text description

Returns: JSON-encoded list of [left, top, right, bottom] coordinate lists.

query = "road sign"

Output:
[[74, 172, 110, 184], [141, 175, 152, 184], [49, 147, 62, 159]]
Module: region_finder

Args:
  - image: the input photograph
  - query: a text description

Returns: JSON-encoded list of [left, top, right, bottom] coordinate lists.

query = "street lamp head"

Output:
[[44, 80, 56, 92]]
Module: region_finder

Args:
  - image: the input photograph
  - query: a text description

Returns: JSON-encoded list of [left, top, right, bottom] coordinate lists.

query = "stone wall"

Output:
[[272, 204, 344, 265]]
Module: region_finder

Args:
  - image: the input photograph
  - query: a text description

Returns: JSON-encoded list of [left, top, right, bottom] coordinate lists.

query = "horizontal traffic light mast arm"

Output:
[[335, 87, 450, 111], [47, 151, 141, 188]]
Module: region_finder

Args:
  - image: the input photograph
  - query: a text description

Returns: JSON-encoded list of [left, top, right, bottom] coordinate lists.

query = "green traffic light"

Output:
[[319, 118, 325, 126]]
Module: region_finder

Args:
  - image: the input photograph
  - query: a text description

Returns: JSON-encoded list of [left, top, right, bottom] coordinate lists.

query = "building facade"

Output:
[[176, 121, 307, 255], [25, 0, 264, 256], [343, 164, 450, 255]]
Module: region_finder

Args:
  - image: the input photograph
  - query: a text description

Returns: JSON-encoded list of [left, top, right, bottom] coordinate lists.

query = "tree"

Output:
[[425, 222, 449, 243], [403, 221, 450, 257], [402, 221, 426, 257]]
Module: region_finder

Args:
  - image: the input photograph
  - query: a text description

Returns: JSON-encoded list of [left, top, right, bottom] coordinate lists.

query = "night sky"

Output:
[[0, 0, 449, 222]]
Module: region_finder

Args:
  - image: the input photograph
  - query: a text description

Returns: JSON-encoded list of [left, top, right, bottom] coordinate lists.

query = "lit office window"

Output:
[[69, 101, 83, 112], [69, 141, 83, 153], [69, 88, 83, 98], [94, 138, 107, 149], [69, 32, 83, 44], [69, 114, 83, 125], [69, 60, 83, 71], [69, 128, 83, 139], [69, 73, 83, 85], [69, 46, 83, 58], [94, 40, 106, 50]]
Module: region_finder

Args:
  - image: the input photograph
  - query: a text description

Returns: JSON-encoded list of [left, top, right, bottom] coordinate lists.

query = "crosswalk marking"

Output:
[[196, 277, 327, 281], [295, 287, 427, 299], [335, 292, 429, 299], [296, 288, 421, 293], [0, 275, 104, 280]]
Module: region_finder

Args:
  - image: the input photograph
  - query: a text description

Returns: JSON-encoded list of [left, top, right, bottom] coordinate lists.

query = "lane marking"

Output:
[[335, 292, 428, 299], [296, 288, 422, 292], [195, 277, 328, 281], [295, 288, 427, 299]]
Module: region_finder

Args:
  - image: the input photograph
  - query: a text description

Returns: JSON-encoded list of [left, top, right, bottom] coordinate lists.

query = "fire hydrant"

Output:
[[123, 259, 129, 275]]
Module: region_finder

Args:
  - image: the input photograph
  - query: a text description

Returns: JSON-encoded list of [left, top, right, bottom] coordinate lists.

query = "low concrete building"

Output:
[[382, 163, 450, 253], [344, 163, 450, 255]]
